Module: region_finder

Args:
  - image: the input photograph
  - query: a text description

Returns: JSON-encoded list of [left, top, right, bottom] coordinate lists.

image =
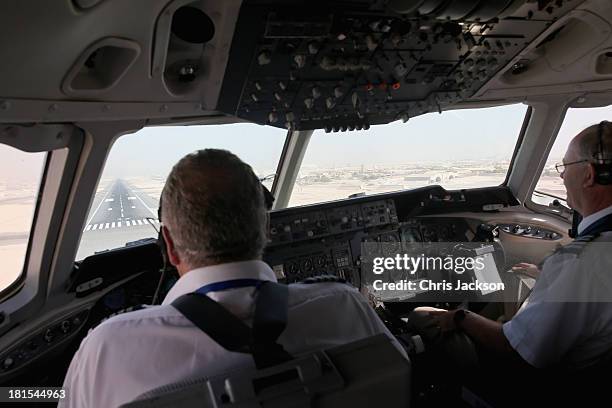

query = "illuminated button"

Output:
[[274, 92, 282, 102], [284, 225, 291, 233], [278, 81, 287, 91], [250, 93, 259, 102], [307, 231, 314, 237], [254, 81, 263, 91]]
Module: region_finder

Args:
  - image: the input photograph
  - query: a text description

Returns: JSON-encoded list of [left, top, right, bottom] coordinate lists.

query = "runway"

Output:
[[83, 179, 159, 231], [77, 179, 160, 260]]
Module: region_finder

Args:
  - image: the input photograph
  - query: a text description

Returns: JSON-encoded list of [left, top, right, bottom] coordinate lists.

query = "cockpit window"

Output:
[[0, 145, 46, 292], [289, 104, 528, 207], [533, 105, 612, 206], [76, 123, 286, 260]]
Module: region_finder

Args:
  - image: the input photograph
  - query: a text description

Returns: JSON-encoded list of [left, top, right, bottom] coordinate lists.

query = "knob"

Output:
[[308, 41, 320, 55], [311, 87, 322, 99], [60, 320, 71, 334], [334, 86, 344, 99], [2, 357, 14, 370], [268, 112, 278, 123], [43, 329, 54, 343], [293, 54, 306, 69], [257, 50, 271, 65], [304, 98, 314, 109]]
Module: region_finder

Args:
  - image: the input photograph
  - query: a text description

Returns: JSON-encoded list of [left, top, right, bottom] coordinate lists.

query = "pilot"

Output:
[[421, 121, 612, 372], [59, 149, 404, 408]]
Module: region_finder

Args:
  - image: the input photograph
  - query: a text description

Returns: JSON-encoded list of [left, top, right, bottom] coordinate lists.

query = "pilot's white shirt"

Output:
[[59, 260, 404, 408], [503, 208, 612, 368]]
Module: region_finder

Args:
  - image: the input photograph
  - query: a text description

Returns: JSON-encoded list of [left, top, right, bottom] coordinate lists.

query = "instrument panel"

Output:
[[264, 194, 481, 289]]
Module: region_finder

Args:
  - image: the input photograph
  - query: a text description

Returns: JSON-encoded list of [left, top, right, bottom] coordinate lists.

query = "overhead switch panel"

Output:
[[218, 0, 585, 130]]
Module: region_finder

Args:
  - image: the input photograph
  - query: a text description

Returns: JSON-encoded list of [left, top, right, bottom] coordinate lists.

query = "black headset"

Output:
[[592, 120, 612, 185]]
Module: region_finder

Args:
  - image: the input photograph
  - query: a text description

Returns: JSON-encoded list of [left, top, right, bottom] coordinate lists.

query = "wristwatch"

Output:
[[453, 309, 470, 328]]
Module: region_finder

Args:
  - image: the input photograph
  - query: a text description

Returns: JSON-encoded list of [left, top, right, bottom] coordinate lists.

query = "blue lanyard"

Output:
[[194, 279, 263, 296]]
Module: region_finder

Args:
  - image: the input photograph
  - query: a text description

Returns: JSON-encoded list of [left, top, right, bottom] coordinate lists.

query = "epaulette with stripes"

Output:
[[554, 234, 599, 257]]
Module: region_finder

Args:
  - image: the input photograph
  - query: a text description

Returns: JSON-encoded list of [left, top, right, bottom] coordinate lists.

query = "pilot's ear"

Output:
[[584, 163, 597, 187], [161, 226, 181, 267]]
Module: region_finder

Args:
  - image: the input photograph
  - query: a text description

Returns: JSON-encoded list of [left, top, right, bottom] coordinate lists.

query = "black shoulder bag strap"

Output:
[[171, 281, 293, 369]]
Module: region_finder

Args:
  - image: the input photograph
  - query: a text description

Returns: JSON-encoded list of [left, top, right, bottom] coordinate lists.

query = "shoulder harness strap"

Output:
[[171, 281, 293, 369]]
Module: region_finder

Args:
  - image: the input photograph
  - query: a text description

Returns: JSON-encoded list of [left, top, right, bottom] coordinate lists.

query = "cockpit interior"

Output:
[[2, 0, 612, 406]]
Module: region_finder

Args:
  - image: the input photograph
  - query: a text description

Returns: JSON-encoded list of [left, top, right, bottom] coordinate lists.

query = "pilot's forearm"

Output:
[[458, 311, 513, 353]]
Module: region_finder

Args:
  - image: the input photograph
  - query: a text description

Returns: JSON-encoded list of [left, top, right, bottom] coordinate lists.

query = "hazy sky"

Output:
[[548, 105, 612, 161], [103, 123, 288, 179]]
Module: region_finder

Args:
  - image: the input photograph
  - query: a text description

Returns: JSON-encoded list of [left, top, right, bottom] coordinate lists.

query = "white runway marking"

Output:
[[104, 198, 114, 202], [108, 208, 112, 211], [82, 218, 160, 233], [86, 184, 114, 226], [128, 197, 136, 200], [131, 206, 136, 209]]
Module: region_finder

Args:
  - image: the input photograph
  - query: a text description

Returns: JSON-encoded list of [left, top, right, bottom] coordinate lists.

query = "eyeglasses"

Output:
[[555, 159, 589, 174]]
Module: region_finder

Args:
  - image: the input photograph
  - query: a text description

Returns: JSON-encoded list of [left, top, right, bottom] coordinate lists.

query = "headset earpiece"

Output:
[[157, 197, 169, 268], [593, 121, 612, 185], [262, 183, 274, 211]]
